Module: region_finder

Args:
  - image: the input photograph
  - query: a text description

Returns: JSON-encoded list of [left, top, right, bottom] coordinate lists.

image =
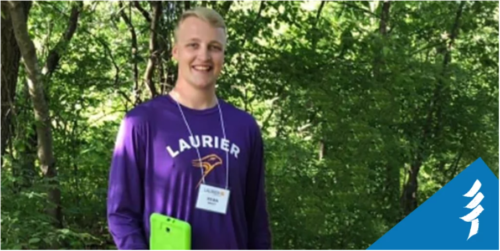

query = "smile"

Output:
[[192, 65, 213, 72]]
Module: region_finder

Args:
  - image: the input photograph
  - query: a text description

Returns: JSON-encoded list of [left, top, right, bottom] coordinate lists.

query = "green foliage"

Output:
[[1, 1, 498, 250], [1, 174, 107, 249], [266, 136, 391, 249]]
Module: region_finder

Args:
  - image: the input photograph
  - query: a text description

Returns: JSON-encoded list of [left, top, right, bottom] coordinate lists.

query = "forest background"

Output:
[[1, 0, 498, 249]]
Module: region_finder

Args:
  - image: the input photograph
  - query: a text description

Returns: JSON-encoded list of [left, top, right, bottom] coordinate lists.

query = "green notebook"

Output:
[[150, 213, 191, 250]]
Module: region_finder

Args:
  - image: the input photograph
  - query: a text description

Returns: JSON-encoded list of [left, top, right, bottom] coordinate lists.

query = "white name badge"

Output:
[[195, 184, 230, 214]]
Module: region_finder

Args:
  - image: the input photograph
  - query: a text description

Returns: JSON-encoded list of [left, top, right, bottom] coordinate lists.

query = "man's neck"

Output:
[[169, 81, 217, 110]]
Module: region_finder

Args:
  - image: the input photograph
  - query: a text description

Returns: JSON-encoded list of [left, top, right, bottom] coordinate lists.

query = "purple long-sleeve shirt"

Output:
[[107, 94, 271, 249]]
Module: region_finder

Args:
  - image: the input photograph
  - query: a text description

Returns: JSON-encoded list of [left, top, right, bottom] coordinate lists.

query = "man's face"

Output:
[[173, 17, 226, 90]]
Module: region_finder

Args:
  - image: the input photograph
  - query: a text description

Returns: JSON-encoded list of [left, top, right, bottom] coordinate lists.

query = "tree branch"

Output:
[[314, 1, 326, 27], [261, 85, 286, 133], [96, 38, 133, 107], [119, 1, 140, 105], [133, 1, 151, 22], [219, 1, 233, 17], [338, 2, 378, 18], [42, 2, 83, 78]]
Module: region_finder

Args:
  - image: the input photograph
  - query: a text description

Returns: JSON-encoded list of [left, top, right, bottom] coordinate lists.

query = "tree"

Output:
[[1, 1, 497, 249], [6, 0, 83, 228], [0, 1, 31, 159]]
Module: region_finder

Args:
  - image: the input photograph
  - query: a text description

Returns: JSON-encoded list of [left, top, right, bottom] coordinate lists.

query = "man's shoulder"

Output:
[[121, 96, 168, 125]]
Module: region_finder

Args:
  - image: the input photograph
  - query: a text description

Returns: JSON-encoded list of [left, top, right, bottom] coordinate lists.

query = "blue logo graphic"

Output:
[[460, 179, 484, 240], [368, 158, 499, 250]]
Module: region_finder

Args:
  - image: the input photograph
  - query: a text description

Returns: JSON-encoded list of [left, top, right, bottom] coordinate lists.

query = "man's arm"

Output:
[[107, 115, 148, 250], [245, 122, 272, 249]]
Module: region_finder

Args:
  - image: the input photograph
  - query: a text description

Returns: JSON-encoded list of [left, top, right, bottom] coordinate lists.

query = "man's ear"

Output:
[[172, 43, 178, 61]]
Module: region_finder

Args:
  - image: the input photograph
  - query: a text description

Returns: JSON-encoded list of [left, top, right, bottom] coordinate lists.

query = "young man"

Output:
[[106, 7, 271, 250]]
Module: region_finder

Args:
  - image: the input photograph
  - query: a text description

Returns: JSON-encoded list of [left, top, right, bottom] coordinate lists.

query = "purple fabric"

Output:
[[107, 94, 271, 249]]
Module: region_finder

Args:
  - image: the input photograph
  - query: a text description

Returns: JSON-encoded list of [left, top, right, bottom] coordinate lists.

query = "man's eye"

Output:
[[188, 43, 198, 48], [211, 46, 222, 51]]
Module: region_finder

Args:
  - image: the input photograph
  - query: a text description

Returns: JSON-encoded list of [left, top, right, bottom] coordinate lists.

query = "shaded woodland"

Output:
[[1, 1, 498, 249]]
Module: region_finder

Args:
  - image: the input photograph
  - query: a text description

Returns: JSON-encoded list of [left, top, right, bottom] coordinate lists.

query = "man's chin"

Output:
[[188, 79, 215, 90]]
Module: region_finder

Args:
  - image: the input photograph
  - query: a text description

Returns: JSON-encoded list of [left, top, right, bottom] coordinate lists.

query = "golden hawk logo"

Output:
[[192, 154, 223, 188]]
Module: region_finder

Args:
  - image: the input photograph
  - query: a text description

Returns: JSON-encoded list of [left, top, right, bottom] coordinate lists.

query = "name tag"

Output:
[[195, 184, 230, 214]]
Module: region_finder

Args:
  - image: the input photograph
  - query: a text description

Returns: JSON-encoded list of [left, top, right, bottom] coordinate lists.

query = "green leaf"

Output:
[[29, 238, 40, 244]]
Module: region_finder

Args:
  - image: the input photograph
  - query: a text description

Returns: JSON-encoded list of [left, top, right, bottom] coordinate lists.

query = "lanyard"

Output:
[[173, 94, 229, 190]]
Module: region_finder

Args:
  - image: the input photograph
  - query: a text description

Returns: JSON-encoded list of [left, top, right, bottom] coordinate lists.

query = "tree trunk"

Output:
[[401, 158, 421, 217], [162, 1, 178, 94], [0, 1, 31, 160], [400, 2, 465, 218], [143, 1, 161, 99], [433, 1, 465, 142], [369, 1, 401, 223], [119, 1, 141, 105], [318, 139, 325, 161], [8, 0, 62, 227], [20, 120, 38, 189], [373, 1, 390, 80]]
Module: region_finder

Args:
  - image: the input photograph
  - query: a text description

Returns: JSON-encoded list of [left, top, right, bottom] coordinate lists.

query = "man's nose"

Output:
[[197, 46, 211, 61]]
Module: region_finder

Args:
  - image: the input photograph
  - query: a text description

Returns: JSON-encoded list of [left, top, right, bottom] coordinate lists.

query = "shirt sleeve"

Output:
[[107, 114, 148, 250], [245, 120, 272, 249]]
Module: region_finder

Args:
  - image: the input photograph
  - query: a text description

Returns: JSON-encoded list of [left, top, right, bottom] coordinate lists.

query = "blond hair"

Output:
[[174, 7, 227, 42]]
